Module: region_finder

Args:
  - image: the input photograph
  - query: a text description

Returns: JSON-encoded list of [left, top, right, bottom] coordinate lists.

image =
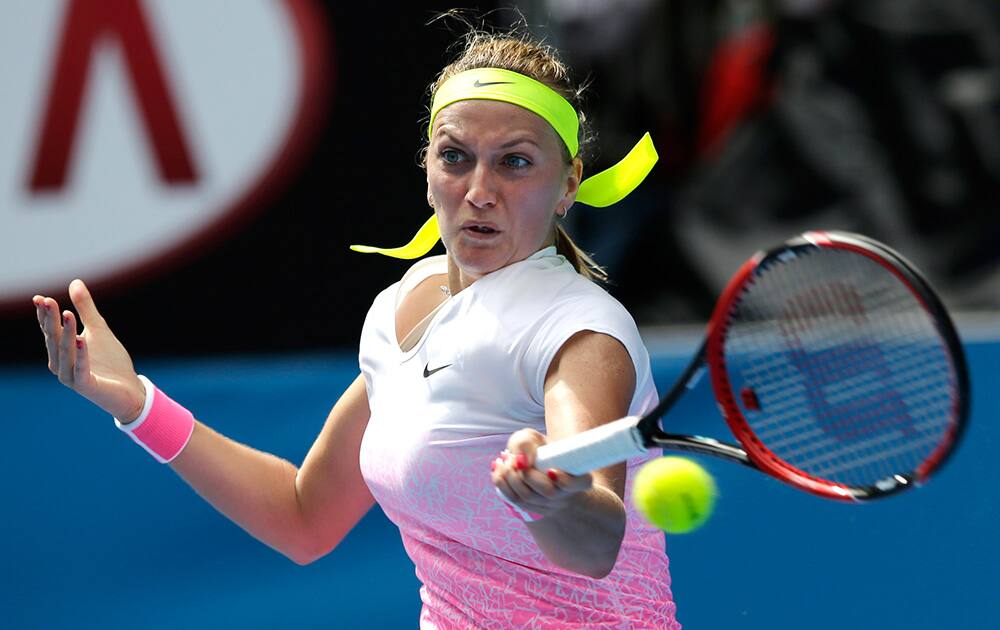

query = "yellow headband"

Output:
[[351, 68, 658, 259], [430, 68, 582, 156]]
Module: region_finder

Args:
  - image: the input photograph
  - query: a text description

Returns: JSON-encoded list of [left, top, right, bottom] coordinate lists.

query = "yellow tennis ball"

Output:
[[632, 457, 717, 534]]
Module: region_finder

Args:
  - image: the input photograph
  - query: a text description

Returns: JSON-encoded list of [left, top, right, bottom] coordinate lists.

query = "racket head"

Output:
[[706, 231, 969, 501]]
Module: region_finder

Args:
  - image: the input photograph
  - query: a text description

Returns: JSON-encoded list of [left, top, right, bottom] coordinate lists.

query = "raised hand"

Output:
[[33, 279, 146, 422]]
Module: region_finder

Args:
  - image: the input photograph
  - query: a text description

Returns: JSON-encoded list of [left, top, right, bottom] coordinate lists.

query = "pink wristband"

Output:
[[495, 487, 544, 523], [114, 375, 195, 463]]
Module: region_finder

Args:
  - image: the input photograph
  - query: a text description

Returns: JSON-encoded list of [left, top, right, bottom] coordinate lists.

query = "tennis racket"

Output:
[[535, 231, 970, 501]]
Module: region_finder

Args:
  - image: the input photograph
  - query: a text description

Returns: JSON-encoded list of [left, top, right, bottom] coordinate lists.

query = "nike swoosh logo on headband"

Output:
[[423, 362, 453, 378], [473, 79, 513, 87]]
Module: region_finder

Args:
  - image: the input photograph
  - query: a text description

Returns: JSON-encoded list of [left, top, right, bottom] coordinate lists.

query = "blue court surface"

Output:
[[1, 325, 997, 628]]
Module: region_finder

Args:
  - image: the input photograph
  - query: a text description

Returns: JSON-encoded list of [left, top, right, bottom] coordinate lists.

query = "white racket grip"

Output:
[[535, 416, 647, 475]]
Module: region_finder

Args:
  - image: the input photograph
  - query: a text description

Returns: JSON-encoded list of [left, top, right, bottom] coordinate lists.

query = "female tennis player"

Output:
[[32, 28, 679, 629]]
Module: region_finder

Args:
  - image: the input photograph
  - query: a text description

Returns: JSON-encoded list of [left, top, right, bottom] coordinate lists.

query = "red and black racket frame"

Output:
[[635, 231, 970, 502]]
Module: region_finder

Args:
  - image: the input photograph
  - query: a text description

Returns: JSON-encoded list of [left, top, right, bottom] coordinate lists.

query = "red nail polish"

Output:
[[500, 451, 509, 462], [547, 469, 558, 482], [75, 339, 83, 349], [515, 453, 528, 471], [490, 459, 497, 472]]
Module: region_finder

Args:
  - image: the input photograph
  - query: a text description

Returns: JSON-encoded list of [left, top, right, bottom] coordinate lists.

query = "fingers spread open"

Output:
[[57, 311, 77, 385], [74, 335, 90, 382], [38, 298, 61, 374], [33, 296, 45, 327], [69, 279, 106, 329]]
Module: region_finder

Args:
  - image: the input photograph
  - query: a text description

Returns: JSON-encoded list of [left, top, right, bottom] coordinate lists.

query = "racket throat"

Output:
[[655, 433, 753, 467]]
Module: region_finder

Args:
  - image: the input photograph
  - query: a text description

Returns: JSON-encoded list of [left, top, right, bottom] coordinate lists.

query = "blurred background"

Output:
[[2, 1, 998, 628]]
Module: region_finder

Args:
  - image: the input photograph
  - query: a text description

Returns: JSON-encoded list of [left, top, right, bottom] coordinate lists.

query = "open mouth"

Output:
[[466, 225, 498, 234]]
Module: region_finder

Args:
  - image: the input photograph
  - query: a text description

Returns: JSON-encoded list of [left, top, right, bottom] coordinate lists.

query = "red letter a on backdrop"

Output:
[[28, 0, 199, 191]]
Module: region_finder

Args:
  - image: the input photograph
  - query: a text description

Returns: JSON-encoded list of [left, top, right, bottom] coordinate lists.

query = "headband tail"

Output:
[[575, 132, 658, 208], [349, 133, 657, 260], [350, 213, 441, 259]]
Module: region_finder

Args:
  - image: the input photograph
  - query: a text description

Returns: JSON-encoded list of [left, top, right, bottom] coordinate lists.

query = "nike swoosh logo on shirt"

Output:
[[473, 79, 513, 87], [423, 362, 453, 378]]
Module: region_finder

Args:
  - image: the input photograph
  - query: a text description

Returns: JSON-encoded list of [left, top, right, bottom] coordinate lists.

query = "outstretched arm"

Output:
[[34, 280, 375, 564], [169, 375, 375, 564]]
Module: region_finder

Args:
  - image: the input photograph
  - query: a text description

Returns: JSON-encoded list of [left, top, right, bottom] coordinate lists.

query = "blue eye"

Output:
[[504, 155, 530, 169], [441, 149, 463, 164]]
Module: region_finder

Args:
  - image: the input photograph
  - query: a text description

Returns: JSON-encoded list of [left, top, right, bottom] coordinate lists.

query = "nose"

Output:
[[465, 162, 498, 209]]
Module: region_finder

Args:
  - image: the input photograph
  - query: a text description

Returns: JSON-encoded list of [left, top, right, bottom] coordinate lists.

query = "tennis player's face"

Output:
[[427, 100, 580, 285]]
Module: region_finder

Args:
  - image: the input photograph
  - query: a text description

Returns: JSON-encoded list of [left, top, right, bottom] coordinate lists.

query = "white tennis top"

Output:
[[358, 246, 680, 629]]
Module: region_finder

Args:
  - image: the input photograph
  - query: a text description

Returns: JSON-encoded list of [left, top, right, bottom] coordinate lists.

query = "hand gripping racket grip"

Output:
[[534, 416, 648, 475]]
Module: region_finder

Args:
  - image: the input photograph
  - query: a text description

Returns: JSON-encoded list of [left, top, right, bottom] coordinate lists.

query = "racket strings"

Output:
[[724, 248, 957, 488]]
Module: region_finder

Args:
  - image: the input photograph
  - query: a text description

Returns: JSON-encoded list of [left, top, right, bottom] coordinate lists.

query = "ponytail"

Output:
[[554, 224, 608, 283]]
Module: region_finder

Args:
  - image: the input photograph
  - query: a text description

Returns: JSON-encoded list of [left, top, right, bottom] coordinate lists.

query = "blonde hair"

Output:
[[424, 26, 608, 283]]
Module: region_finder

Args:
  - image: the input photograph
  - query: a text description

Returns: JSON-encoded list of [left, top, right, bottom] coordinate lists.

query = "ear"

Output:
[[427, 190, 434, 208], [559, 156, 584, 215]]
